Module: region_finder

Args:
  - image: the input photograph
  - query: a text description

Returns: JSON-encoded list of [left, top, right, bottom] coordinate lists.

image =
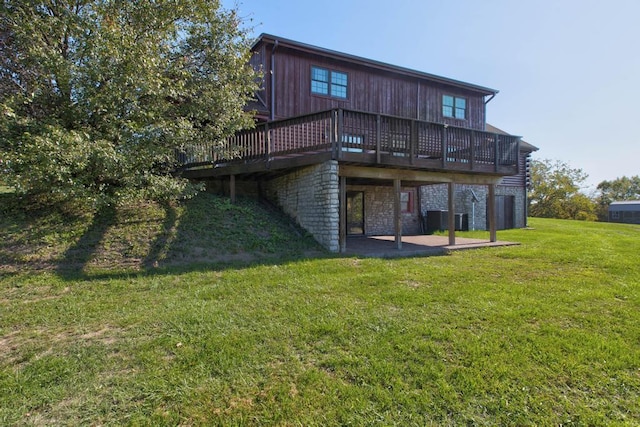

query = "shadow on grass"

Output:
[[56, 252, 335, 284], [55, 205, 118, 280], [48, 194, 329, 283], [142, 201, 179, 269]]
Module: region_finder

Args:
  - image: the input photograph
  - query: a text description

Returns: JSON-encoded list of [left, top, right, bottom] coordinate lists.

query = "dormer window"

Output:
[[442, 95, 466, 119], [311, 66, 348, 99]]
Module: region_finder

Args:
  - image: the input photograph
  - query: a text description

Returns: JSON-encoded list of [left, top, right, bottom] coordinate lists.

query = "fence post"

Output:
[[494, 134, 499, 173], [441, 124, 448, 168], [330, 110, 337, 160], [470, 130, 476, 171], [376, 114, 381, 164], [264, 123, 271, 163], [410, 120, 416, 165], [337, 109, 344, 160]]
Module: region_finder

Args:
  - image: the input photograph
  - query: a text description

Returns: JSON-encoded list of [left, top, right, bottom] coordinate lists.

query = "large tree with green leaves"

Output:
[[529, 158, 597, 221], [1, 0, 258, 207], [594, 175, 640, 220]]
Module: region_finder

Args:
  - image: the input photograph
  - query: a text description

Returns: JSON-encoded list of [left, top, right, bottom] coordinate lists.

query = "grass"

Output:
[[1, 193, 639, 425], [0, 192, 321, 275]]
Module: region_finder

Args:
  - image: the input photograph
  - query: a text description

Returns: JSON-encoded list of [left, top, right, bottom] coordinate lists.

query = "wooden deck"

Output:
[[178, 109, 521, 179]]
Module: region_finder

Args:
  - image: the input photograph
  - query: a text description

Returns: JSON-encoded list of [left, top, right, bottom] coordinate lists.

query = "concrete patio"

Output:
[[344, 235, 519, 258]]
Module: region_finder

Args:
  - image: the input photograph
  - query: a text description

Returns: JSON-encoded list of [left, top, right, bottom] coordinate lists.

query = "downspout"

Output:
[[469, 189, 480, 231], [270, 40, 279, 121]]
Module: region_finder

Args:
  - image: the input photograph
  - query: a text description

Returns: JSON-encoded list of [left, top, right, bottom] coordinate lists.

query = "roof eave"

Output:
[[253, 33, 499, 96]]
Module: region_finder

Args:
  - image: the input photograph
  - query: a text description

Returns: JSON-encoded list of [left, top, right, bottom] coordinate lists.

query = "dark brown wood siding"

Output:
[[267, 47, 487, 131], [500, 151, 528, 186]]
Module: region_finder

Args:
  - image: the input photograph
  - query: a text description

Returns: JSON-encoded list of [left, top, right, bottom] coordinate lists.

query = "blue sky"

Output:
[[223, 0, 640, 191]]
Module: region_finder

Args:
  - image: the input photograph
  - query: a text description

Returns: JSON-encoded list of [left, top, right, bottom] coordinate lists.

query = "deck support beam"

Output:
[[394, 178, 402, 250], [339, 175, 347, 253], [448, 182, 456, 246], [488, 183, 497, 242]]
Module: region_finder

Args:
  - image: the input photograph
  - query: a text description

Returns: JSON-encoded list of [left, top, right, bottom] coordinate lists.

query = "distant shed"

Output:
[[608, 201, 640, 224]]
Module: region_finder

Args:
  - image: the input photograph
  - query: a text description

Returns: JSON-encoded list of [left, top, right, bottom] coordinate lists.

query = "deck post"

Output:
[[441, 124, 448, 169], [488, 183, 497, 242], [470, 130, 476, 171], [339, 176, 347, 253], [264, 123, 271, 163], [494, 134, 499, 173], [448, 182, 455, 246], [394, 178, 402, 250], [410, 120, 416, 165], [376, 114, 382, 164], [337, 109, 344, 160], [230, 174, 236, 204]]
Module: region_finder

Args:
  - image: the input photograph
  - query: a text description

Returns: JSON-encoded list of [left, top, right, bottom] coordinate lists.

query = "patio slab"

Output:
[[344, 235, 519, 258]]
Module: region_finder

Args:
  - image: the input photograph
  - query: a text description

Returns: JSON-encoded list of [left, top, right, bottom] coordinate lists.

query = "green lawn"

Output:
[[1, 194, 639, 425]]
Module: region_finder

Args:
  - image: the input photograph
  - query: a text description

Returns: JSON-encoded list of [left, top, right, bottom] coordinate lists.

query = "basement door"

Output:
[[488, 195, 515, 230], [346, 191, 364, 235]]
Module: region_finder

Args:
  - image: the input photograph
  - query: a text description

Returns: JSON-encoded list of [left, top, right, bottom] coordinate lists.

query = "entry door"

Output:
[[489, 195, 515, 230], [346, 191, 364, 235]]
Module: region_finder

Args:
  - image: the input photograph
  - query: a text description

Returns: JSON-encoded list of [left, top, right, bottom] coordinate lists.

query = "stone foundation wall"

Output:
[[420, 184, 526, 230], [347, 185, 421, 235], [263, 161, 340, 252], [496, 185, 527, 228]]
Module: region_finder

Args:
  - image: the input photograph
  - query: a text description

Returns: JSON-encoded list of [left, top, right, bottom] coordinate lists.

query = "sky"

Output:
[[222, 0, 640, 191]]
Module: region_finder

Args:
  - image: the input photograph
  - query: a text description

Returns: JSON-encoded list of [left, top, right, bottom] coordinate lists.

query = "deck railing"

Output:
[[177, 109, 520, 174]]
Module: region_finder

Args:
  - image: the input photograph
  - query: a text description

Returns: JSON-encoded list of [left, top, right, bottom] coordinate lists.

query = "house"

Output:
[[180, 34, 535, 252], [608, 201, 640, 224]]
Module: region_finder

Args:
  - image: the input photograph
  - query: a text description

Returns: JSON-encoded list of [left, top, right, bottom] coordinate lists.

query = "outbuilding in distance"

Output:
[[608, 201, 640, 224]]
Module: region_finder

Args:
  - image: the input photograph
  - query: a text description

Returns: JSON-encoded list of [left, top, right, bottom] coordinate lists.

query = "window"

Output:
[[341, 134, 363, 152], [311, 66, 348, 99], [311, 67, 329, 95], [443, 95, 466, 119], [331, 71, 348, 98], [400, 191, 414, 213]]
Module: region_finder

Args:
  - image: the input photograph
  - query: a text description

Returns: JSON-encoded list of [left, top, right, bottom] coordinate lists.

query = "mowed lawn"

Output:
[[1, 195, 639, 425]]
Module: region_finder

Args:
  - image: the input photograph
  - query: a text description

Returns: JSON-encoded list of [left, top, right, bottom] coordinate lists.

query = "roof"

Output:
[[485, 124, 538, 152], [609, 201, 640, 211], [253, 33, 499, 96]]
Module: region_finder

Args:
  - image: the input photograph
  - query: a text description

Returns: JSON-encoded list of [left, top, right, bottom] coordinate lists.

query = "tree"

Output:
[[0, 0, 259, 208], [595, 176, 640, 220], [529, 158, 597, 221]]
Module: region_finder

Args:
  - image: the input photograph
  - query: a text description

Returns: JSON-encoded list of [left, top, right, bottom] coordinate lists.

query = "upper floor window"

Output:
[[443, 95, 466, 119], [311, 66, 348, 99]]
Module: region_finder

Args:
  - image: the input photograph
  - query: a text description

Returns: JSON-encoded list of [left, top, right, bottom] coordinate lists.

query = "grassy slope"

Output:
[[0, 194, 639, 425], [0, 192, 322, 275]]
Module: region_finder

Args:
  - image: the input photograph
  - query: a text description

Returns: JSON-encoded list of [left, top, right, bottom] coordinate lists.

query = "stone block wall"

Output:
[[263, 161, 340, 252], [347, 185, 421, 235], [496, 185, 527, 228], [420, 184, 526, 230]]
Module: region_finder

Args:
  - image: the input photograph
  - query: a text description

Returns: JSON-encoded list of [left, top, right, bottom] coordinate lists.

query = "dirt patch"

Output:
[[0, 325, 125, 368]]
